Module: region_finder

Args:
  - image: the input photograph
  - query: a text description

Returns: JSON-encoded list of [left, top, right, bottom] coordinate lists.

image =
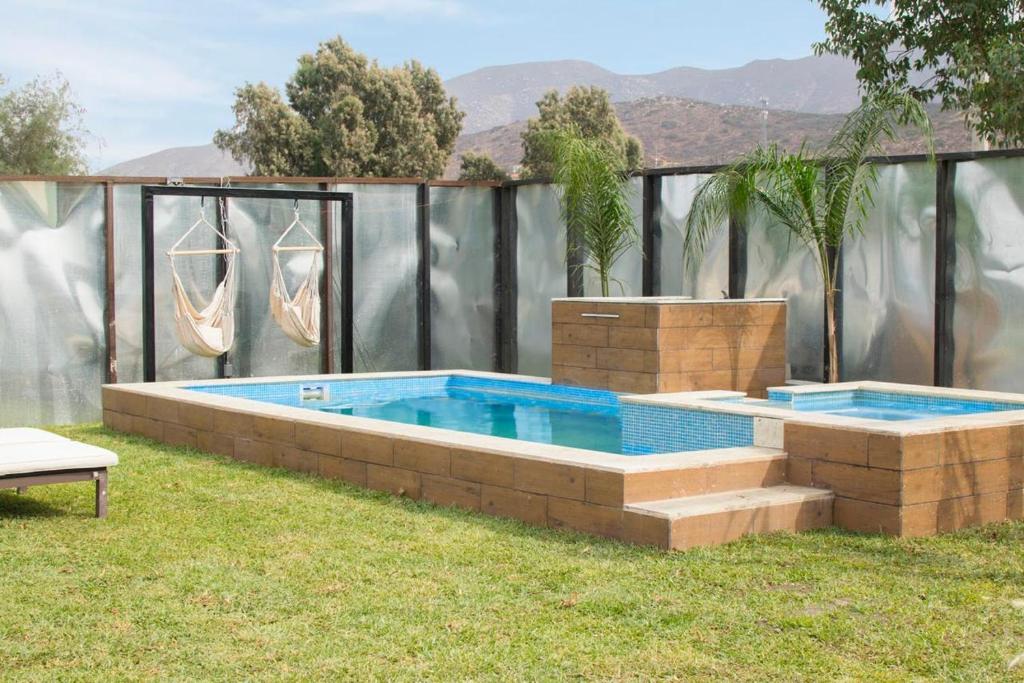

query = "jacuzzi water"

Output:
[[190, 375, 754, 455], [749, 389, 1024, 421]]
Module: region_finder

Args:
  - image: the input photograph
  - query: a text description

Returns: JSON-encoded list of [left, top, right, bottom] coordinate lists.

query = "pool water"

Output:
[[189, 375, 754, 456], [751, 389, 1024, 421], [322, 387, 624, 453]]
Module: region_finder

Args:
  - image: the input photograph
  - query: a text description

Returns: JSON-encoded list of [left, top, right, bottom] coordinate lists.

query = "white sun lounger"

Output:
[[0, 428, 118, 517]]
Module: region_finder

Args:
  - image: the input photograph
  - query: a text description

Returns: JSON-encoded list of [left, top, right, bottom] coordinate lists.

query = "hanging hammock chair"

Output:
[[167, 201, 240, 357], [270, 203, 323, 347]]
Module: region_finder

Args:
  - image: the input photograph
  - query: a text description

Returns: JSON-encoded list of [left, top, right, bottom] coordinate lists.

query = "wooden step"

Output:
[[621, 447, 787, 504], [623, 485, 834, 550]]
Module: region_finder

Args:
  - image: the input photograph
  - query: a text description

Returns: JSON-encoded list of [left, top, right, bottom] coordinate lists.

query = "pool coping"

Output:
[[622, 381, 1024, 435], [102, 369, 781, 475]]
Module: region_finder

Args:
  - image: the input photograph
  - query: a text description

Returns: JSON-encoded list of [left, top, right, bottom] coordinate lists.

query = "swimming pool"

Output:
[[190, 375, 754, 455], [730, 388, 1024, 421]]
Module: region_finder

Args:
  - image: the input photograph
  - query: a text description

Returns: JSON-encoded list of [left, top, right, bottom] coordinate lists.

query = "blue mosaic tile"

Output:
[[621, 403, 753, 455], [188, 374, 755, 455]]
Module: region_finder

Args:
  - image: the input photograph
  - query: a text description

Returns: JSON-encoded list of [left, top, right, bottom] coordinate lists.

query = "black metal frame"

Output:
[[416, 183, 431, 370], [503, 148, 1024, 385], [115, 146, 1020, 387], [934, 160, 957, 387], [495, 185, 518, 373], [140, 185, 353, 383], [641, 174, 661, 296]]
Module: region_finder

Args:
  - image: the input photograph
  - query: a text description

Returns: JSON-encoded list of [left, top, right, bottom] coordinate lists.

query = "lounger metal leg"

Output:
[[94, 469, 108, 518]]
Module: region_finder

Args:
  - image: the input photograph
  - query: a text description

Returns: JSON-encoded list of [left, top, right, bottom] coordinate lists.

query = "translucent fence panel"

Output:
[[744, 211, 824, 381], [952, 157, 1024, 391], [228, 186, 321, 378], [659, 174, 729, 297], [113, 186, 219, 382], [516, 185, 566, 376], [841, 162, 935, 383], [583, 177, 643, 297], [430, 186, 496, 370], [0, 182, 105, 425], [336, 183, 418, 372]]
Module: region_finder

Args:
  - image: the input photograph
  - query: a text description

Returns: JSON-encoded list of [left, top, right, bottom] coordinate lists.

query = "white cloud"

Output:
[[251, 0, 470, 22], [0, 33, 219, 104]]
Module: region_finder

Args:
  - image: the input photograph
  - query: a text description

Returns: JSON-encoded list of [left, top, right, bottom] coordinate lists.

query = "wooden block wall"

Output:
[[551, 300, 787, 396], [785, 421, 1024, 536], [100, 386, 674, 548]]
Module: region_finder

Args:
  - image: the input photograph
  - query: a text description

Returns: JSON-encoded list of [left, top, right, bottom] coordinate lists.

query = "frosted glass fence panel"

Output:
[[841, 162, 935, 383], [516, 185, 566, 376], [744, 211, 824, 381], [430, 186, 496, 370], [336, 184, 418, 372], [228, 186, 321, 378], [583, 177, 643, 297], [0, 182, 106, 425], [952, 157, 1024, 391], [659, 174, 729, 297], [113, 186, 221, 383]]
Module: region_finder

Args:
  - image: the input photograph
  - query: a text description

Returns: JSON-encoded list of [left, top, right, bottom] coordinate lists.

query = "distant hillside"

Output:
[[101, 143, 249, 177], [446, 55, 867, 133], [451, 97, 975, 177]]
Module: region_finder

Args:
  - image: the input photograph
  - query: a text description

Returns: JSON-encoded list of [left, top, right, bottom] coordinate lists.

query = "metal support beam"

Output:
[[495, 185, 518, 374], [319, 183, 335, 374], [934, 159, 957, 387], [340, 197, 355, 374], [215, 197, 229, 379], [140, 185, 353, 383], [103, 182, 118, 384], [417, 183, 431, 370], [727, 208, 747, 298], [642, 174, 662, 296]]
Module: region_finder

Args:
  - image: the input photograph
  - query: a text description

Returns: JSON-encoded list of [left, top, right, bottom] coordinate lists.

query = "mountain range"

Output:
[[102, 55, 973, 178]]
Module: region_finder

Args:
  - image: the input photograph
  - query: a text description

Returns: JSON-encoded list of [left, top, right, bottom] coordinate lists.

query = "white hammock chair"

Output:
[[167, 202, 240, 358], [270, 203, 323, 347]]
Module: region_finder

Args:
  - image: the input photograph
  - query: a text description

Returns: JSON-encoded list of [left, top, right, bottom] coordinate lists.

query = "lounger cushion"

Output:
[[0, 438, 118, 477], [0, 428, 70, 445]]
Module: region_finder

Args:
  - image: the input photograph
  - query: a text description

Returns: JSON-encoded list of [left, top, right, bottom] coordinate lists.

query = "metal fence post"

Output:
[[642, 174, 662, 296], [934, 159, 957, 387], [103, 182, 118, 384], [727, 208, 747, 299], [495, 185, 518, 374], [417, 182, 431, 370], [319, 182, 335, 374]]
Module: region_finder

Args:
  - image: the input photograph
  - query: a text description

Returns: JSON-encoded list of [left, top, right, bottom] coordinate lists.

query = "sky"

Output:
[[0, 0, 832, 170]]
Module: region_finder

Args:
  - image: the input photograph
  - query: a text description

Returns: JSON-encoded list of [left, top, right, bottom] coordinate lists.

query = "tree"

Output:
[[215, 37, 464, 178], [548, 128, 639, 297], [816, 0, 1024, 146], [0, 73, 89, 175], [520, 86, 642, 179], [684, 91, 933, 382], [457, 152, 508, 181]]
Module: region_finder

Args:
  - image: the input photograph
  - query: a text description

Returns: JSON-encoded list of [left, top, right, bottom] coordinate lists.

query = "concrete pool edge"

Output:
[[101, 372, 1024, 546], [102, 370, 804, 549], [634, 381, 1024, 536]]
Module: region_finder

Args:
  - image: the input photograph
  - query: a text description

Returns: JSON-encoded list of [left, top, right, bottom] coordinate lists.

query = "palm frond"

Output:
[[548, 128, 639, 295]]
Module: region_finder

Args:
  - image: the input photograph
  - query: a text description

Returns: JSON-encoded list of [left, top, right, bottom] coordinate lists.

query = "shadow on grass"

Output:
[[67, 425, 1024, 571], [0, 491, 88, 519], [75, 425, 673, 558]]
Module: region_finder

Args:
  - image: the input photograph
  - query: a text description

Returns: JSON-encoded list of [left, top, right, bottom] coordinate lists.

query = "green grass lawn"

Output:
[[2, 425, 1024, 681]]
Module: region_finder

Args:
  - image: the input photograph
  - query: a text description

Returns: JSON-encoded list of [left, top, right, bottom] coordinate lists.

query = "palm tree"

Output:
[[548, 129, 639, 297], [684, 91, 934, 382]]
